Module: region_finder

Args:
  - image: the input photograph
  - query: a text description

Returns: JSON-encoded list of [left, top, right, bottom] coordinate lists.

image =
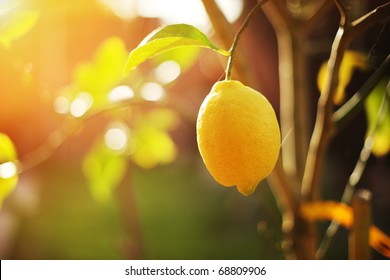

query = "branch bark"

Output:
[[262, 1, 310, 183], [201, 0, 253, 85]]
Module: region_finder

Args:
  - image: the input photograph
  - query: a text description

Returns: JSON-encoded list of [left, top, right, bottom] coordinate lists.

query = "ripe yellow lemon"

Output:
[[196, 80, 280, 196]]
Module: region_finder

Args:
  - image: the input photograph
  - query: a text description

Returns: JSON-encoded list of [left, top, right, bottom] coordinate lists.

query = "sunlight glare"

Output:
[[53, 95, 70, 114], [0, 161, 17, 179], [216, 0, 243, 23], [155, 60, 181, 84], [99, 0, 243, 33], [136, 0, 210, 32], [98, 0, 137, 20], [0, 0, 17, 16]]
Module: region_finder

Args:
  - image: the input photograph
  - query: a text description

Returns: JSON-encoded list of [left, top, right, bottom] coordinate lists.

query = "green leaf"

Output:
[[0, 10, 39, 48], [73, 36, 128, 109], [123, 24, 230, 75], [82, 142, 127, 204], [129, 109, 178, 169], [0, 133, 19, 207], [151, 47, 201, 72], [130, 125, 177, 169], [365, 78, 390, 157]]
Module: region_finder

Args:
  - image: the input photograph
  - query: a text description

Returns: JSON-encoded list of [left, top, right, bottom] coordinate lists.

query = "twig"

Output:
[[316, 76, 389, 259], [225, 0, 269, 80], [201, 0, 251, 85], [267, 157, 297, 259], [301, 1, 350, 201], [19, 99, 157, 173], [333, 0, 348, 27], [263, 0, 310, 182], [302, 0, 390, 202], [350, 2, 390, 41], [333, 54, 390, 131]]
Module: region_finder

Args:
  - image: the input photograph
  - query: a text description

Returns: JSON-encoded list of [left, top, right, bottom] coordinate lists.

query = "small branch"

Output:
[[301, 26, 348, 201], [267, 157, 297, 259], [201, 0, 250, 84], [302, 0, 390, 204], [350, 2, 390, 41], [225, 0, 269, 80], [332, 0, 348, 27], [333, 54, 390, 131], [263, 1, 311, 182], [316, 84, 389, 259], [19, 99, 154, 173]]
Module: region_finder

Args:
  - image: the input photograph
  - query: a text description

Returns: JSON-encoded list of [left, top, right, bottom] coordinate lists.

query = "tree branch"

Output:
[[302, 1, 390, 201], [263, 0, 310, 183], [225, 0, 268, 80], [317, 75, 389, 259], [333, 54, 390, 131], [201, 0, 252, 85], [332, 0, 348, 26], [350, 2, 390, 41]]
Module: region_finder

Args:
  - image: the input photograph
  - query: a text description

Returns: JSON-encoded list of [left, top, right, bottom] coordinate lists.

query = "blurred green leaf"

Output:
[[128, 108, 178, 169], [74, 36, 128, 109], [0, 133, 19, 207], [152, 47, 201, 72], [144, 109, 179, 131], [82, 142, 127, 204], [130, 125, 177, 169], [0, 10, 39, 48], [123, 24, 230, 74], [365, 78, 390, 157]]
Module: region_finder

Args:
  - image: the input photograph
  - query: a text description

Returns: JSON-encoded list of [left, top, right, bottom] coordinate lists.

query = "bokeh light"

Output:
[[53, 95, 70, 115], [155, 60, 181, 84], [0, 162, 17, 179], [140, 82, 165, 101], [104, 123, 129, 152], [99, 0, 243, 32], [108, 85, 134, 102], [69, 92, 93, 118]]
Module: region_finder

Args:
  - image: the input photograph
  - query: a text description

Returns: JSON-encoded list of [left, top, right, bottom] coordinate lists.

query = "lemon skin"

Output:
[[196, 80, 280, 195]]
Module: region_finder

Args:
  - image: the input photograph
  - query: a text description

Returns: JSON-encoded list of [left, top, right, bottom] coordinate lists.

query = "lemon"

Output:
[[196, 80, 280, 196]]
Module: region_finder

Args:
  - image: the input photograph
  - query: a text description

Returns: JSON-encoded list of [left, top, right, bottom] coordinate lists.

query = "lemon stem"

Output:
[[225, 0, 268, 81]]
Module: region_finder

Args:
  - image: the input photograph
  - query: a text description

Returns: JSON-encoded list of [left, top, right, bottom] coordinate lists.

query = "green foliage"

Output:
[[123, 24, 230, 75], [130, 123, 177, 169], [152, 47, 201, 72], [73, 36, 128, 110], [51, 36, 182, 204], [0, 10, 39, 48], [82, 141, 127, 204], [128, 109, 178, 169], [0, 133, 19, 207], [81, 109, 178, 203], [365, 78, 390, 157]]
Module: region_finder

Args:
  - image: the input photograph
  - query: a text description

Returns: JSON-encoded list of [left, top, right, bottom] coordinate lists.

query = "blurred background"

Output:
[[0, 0, 389, 259]]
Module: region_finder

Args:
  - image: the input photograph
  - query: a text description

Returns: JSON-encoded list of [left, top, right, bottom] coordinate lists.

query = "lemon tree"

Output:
[[124, 14, 281, 196]]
